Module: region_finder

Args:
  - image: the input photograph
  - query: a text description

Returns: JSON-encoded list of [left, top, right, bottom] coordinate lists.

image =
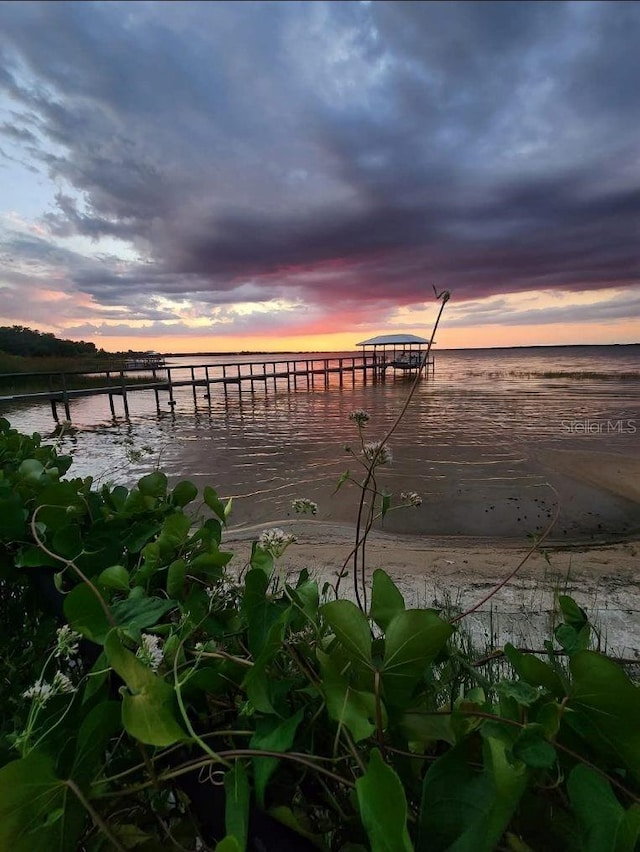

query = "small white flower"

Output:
[[55, 625, 81, 659], [258, 528, 297, 558], [401, 491, 423, 507], [52, 671, 75, 694], [23, 680, 55, 705], [349, 409, 370, 426], [363, 441, 393, 465], [291, 498, 318, 515], [136, 633, 164, 673]]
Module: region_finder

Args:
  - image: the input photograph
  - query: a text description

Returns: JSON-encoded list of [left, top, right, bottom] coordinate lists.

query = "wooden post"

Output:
[[61, 372, 71, 420], [48, 374, 59, 421], [324, 358, 329, 389], [306, 360, 310, 390], [286, 361, 291, 391], [152, 368, 160, 412], [106, 370, 116, 417], [339, 358, 343, 387], [167, 367, 176, 408], [205, 366, 211, 401], [120, 370, 130, 418], [293, 359, 298, 389], [191, 366, 197, 405], [272, 362, 277, 391]]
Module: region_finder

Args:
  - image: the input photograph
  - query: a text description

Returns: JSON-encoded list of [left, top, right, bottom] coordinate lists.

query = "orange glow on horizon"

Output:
[[89, 319, 640, 355]]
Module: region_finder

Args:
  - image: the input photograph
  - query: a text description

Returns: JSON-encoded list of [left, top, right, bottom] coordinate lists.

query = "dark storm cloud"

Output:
[[0, 0, 639, 330]]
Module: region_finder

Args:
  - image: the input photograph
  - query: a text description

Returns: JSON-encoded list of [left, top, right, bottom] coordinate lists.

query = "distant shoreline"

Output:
[[159, 342, 640, 357]]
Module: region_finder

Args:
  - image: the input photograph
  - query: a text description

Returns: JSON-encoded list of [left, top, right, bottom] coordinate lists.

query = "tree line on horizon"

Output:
[[0, 325, 100, 359]]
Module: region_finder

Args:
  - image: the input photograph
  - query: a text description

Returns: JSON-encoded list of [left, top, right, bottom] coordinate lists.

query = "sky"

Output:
[[0, 0, 639, 353]]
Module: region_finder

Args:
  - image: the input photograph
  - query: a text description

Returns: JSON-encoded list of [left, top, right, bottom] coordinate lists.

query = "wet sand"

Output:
[[223, 449, 640, 655]]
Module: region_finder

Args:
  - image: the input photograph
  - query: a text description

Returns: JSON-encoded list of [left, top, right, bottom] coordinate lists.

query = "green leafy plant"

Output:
[[1, 291, 639, 851]]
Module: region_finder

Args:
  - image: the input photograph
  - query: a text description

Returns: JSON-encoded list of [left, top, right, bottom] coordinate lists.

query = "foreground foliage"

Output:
[[1, 415, 639, 851], [0, 414, 640, 852]]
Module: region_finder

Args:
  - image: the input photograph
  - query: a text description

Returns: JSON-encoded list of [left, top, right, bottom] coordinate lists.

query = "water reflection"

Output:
[[2, 346, 639, 539]]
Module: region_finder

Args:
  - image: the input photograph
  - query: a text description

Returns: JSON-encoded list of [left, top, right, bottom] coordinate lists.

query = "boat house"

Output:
[[356, 334, 435, 376]]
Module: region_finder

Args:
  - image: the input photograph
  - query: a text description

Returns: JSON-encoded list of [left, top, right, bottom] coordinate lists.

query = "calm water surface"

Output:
[[3, 345, 639, 540]]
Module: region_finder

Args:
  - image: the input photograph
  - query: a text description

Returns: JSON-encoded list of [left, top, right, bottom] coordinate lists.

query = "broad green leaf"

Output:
[[112, 596, 177, 636], [18, 457, 45, 482], [497, 680, 545, 707], [190, 550, 233, 577], [14, 545, 59, 568], [568, 764, 640, 852], [268, 805, 327, 847], [122, 520, 162, 553], [0, 751, 84, 852], [99, 564, 130, 592], [250, 709, 303, 808], [71, 701, 122, 789], [51, 522, 83, 559], [555, 623, 591, 654], [370, 569, 405, 632], [569, 650, 640, 782], [64, 583, 111, 644], [215, 837, 242, 852], [137, 470, 168, 498], [400, 709, 456, 747], [243, 615, 288, 714], [225, 761, 250, 852], [204, 485, 228, 523], [156, 512, 191, 557], [503, 644, 565, 698], [381, 609, 453, 706], [318, 649, 379, 742], [104, 629, 186, 746], [418, 736, 527, 852], [559, 595, 588, 631], [172, 479, 198, 507], [0, 490, 26, 539], [322, 599, 373, 673], [512, 724, 556, 769], [249, 541, 273, 575], [167, 558, 187, 599], [355, 749, 412, 852], [243, 567, 282, 656]]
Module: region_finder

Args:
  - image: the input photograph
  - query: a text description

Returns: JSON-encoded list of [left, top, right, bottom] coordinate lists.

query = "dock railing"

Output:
[[0, 352, 434, 422]]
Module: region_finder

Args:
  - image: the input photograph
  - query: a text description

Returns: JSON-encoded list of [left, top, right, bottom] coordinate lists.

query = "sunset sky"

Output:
[[0, 1, 639, 353]]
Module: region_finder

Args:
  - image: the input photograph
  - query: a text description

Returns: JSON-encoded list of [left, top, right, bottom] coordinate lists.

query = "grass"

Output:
[[465, 369, 640, 381], [0, 353, 165, 395]]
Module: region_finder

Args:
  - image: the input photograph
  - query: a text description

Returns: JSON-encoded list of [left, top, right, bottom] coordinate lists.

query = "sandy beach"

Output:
[[224, 448, 640, 656]]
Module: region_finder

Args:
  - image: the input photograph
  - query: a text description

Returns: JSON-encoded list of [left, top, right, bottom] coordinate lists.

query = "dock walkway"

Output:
[[0, 353, 434, 422]]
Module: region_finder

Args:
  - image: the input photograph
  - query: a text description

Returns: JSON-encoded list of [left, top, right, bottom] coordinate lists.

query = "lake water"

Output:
[[2, 344, 639, 542]]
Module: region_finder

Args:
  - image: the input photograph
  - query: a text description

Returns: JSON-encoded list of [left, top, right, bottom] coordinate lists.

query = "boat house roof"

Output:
[[356, 334, 431, 347]]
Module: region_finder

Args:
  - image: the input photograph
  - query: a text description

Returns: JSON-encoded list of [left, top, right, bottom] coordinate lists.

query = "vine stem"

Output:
[[94, 749, 356, 798], [65, 778, 128, 852], [30, 505, 115, 627], [349, 288, 451, 610], [449, 484, 560, 625]]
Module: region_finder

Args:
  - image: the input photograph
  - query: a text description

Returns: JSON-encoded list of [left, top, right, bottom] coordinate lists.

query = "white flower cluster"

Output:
[[363, 441, 393, 465], [258, 527, 297, 558], [23, 671, 75, 705], [55, 625, 81, 659], [136, 633, 164, 673], [401, 491, 423, 507], [349, 409, 370, 426], [291, 497, 318, 515]]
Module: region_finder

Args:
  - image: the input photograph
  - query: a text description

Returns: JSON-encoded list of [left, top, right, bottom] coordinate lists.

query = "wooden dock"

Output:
[[0, 353, 435, 422]]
